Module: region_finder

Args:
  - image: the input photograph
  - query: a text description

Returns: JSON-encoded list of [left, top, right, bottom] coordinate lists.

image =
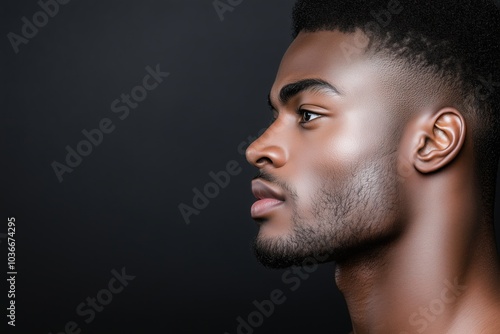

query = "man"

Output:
[[245, 0, 500, 333]]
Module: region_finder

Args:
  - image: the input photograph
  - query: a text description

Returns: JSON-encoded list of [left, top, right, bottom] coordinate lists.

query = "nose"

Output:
[[245, 124, 288, 169]]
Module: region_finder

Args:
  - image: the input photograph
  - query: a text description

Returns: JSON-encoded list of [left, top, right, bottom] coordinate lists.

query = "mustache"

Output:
[[253, 170, 276, 183], [252, 170, 297, 199]]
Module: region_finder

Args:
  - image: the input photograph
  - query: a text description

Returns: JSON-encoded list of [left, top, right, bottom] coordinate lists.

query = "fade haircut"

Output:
[[292, 0, 500, 212]]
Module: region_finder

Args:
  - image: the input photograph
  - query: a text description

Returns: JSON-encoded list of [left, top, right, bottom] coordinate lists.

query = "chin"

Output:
[[255, 216, 293, 237]]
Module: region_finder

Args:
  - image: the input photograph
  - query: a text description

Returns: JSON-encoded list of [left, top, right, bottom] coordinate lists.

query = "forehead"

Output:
[[272, 30, 374, 95], [279, 31, 362, 69], [270, 29, 444, 112]]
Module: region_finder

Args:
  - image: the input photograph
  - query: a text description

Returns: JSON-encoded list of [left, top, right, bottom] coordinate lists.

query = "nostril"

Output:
[[256, 157, 273, 166]]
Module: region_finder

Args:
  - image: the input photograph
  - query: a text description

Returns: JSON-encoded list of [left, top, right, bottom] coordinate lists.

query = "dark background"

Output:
[[2, 1, 499, 333]]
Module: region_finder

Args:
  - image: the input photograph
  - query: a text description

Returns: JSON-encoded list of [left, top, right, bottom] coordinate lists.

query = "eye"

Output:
[[299, 109, 321, 123]]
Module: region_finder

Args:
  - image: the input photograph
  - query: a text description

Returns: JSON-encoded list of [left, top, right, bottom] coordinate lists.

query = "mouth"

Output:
[[251, 179, 285, 219]]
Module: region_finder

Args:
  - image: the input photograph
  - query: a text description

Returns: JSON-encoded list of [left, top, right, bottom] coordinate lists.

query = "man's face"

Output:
[[246, 30, 409, 268]]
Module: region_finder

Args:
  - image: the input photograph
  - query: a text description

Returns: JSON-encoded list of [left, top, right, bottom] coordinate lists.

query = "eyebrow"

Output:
[[267, 78, 340, 109]]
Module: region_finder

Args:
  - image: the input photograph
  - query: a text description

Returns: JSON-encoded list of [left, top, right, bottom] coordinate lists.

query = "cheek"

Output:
[[308, 113, 371, 173], [283, 105, 394, 209], [322, 105, 394, 169], [285, 143, 346, 220]]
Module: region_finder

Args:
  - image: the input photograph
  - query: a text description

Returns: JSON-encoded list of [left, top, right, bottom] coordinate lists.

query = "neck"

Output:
[[335, 167, 500, 334]]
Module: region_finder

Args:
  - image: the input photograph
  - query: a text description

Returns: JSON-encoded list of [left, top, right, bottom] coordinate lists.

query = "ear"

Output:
[[414, 108, 466, 174]]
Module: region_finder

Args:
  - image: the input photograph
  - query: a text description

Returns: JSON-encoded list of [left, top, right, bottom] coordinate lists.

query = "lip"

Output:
[[251, 179, 285, 218]]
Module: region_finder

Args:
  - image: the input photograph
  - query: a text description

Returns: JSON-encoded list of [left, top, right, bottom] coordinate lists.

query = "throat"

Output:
[[333, 214, 500, 334]]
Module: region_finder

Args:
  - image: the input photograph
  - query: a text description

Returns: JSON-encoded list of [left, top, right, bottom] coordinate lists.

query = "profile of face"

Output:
[[246, 30, 421, 268]]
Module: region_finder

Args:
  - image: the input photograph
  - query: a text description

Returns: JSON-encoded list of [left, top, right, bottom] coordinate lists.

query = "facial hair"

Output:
[[252, 152, 402, 268]]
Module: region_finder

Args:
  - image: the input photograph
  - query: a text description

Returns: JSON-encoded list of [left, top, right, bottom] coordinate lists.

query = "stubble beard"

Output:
[[253, 155, 402, 269]]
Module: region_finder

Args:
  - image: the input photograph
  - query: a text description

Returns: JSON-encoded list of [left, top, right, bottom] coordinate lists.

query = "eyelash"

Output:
[[297, 109, 321, 123], [269, 109, 321, 125]]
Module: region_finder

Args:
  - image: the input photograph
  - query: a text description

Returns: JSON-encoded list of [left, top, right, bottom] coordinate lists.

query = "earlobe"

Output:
[[414, 109, 466, 174]]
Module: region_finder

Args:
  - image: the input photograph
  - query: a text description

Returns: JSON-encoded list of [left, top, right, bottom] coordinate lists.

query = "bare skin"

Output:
[[246, 30, 500, 333]]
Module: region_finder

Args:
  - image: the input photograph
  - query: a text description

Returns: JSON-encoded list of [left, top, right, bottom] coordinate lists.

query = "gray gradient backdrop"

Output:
[[2, 1, 500, 333]]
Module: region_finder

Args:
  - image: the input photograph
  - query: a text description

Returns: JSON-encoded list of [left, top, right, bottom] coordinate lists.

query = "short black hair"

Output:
[[292, 0, 500, 211]]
